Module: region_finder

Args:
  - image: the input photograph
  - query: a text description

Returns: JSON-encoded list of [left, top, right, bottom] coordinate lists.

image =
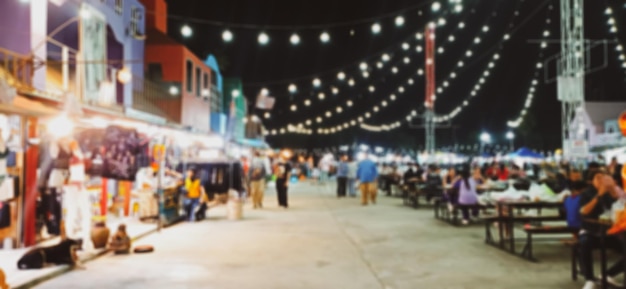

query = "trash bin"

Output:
[[227, 199, 243, 220]]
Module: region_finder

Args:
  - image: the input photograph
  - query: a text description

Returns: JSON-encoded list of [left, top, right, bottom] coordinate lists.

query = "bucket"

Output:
[[2, 238, 13, 250], [227, 200, 243, 220]]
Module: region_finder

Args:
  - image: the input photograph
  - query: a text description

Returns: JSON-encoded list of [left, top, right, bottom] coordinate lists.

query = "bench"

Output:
[[520, 225, 578, 261], [484, 215, 567, 251], [435, 202, 494, 226]]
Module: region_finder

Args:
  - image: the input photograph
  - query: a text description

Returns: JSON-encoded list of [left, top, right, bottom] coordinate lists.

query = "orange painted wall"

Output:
[[145, 44, 211, 131], [141, 0, 168, 33]]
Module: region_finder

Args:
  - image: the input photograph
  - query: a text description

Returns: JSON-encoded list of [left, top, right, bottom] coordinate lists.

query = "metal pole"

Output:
[[425, 24, 436, 156]]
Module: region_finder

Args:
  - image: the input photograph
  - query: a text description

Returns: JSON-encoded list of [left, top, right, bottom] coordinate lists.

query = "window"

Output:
[[130, 7, 142, 36], [196, 67, 202, 97], [115, 0, 123, 15], [203, 73, 209, 90], [146, 63, 163, 81], [211, 72, 217, 85], [186, 60, 193, 93]]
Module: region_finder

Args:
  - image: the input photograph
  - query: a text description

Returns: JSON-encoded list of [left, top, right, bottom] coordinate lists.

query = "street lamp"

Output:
[[506, 131, 515, 151], [480, 132, 491, 154], [480, 132, 491, 143]]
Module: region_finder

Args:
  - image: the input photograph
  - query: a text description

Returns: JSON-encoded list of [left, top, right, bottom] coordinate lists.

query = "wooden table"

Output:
[[485, 201, 565, 256]]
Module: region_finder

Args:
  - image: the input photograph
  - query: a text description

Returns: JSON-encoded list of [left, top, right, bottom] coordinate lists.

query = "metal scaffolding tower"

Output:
[[558, 0, 587, 159]]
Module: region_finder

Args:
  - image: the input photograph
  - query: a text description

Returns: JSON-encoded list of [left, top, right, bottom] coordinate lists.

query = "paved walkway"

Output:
[[33, 181, 584, 289]]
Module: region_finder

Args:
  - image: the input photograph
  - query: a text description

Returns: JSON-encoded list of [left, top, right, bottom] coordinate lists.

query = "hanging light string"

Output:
[[274, 2, 481, 118], [603, 4, 626, 71], [166, 0, 447, 31], [506, 9, 555, 128], [357, 0, 552, 133], [268, 0, 550, 136], [267, 5, 481, 135], [294, 1, 512, 134], [245, 4, 469, 91], [433, 0, 553, 122]]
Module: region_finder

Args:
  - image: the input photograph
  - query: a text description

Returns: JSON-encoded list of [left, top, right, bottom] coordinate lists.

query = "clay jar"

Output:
[[90, 222, 110, 249]]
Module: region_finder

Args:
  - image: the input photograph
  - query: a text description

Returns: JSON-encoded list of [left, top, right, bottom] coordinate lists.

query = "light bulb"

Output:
[[258, 32, 270, 45], [290, 33, 301, 45], [222, 29, 233, 42], [372, 23, 382, 34], [395, 16, 405, 27]]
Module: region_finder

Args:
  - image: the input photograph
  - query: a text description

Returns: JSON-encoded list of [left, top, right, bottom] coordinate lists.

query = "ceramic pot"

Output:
[[91, 222, 110, 249]]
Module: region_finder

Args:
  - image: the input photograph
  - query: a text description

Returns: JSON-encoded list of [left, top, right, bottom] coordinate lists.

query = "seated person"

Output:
[[424, 165, 443, 202], [563, 181, 587, 239], [403, 163, 422, 191], [109, 224, 132, 254], [579, 171, 624, 289]]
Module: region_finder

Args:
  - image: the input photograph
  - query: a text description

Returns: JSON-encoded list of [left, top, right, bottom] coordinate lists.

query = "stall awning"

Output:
[[234, 138, 269, 149], [0, 95, 59, 117]]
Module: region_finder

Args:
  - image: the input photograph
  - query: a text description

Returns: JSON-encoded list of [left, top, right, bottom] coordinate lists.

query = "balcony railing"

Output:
[[132, 76, 180, 121], [0, 48, 35, 94]]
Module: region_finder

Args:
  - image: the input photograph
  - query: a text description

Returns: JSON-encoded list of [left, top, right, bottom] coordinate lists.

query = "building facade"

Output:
[[0, 0, 146, 107], [141, 0, 218, 133]]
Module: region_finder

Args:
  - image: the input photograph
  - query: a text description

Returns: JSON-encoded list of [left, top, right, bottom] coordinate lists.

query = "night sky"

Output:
[[164, 0, 626, 152]]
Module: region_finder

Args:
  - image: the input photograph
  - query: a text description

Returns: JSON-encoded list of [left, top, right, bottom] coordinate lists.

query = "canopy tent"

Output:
[[509, 147, 544, 159]]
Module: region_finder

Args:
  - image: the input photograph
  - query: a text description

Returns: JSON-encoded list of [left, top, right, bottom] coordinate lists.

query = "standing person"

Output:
[[347, 156, 358, 197], [454, 166, 480, 225], [184, 168, 206, 222], [249, 151, 267, 209], [336, 155, 349, 198], [275, 153, 292, 208], [578, 171, 624, 289], [357, 153, 379, 206], [609, 157, 624, 188], [319, 156, 330, 185]]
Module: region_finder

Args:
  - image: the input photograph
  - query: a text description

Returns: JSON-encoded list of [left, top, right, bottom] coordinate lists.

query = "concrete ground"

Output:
[[33, 181, 586, 289]]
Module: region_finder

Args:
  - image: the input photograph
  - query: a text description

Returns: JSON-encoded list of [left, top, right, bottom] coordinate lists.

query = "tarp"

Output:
[[509, 147, 544, 159]]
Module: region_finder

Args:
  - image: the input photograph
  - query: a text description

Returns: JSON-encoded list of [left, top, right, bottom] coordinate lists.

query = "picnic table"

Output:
[[484, 200, 566, 260]]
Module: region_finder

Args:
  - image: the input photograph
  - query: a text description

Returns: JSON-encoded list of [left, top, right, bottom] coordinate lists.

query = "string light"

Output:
[[395, 16, 405, 27], [337, 71, 346, 80], [288, 84, 297, 93], [222, 29, 233, 42], [372, 23, 382, 34], [320, 31, 330, 43], [258, 32, 270, 45], [290, 33, 301, 45]]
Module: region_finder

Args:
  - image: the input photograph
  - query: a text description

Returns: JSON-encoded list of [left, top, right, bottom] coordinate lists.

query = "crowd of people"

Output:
[[180, 148, 626, 289]]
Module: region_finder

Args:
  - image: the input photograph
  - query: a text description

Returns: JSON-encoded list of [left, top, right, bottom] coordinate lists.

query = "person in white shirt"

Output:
[[347, 157, 358, 197]]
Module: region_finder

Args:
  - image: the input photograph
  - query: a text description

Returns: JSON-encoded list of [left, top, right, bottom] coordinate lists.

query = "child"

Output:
[[563, 181, 587, 239], [109, 224, 131, 254]]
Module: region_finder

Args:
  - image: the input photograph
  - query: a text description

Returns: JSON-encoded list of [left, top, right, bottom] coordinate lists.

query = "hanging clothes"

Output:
[[102, 126, 140, 181], [76, 128, 105, 176], [0, 201, 10, 229]]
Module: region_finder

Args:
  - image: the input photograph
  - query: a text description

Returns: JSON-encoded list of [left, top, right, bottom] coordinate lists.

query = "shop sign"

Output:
[[565, 139, 589, 158]]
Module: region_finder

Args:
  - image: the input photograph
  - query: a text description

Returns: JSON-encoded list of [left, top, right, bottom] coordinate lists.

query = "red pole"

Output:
[[23, 117, 38, 247], [101, 178, 107, 216], [425, 24, 436, 111]]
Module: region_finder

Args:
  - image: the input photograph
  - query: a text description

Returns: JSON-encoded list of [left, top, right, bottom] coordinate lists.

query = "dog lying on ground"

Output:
[[17, 238, 83, 269]]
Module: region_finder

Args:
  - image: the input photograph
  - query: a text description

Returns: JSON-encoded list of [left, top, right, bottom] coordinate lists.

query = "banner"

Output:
[[81, 3, 108, 104], [255, 93, 275, 110]]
